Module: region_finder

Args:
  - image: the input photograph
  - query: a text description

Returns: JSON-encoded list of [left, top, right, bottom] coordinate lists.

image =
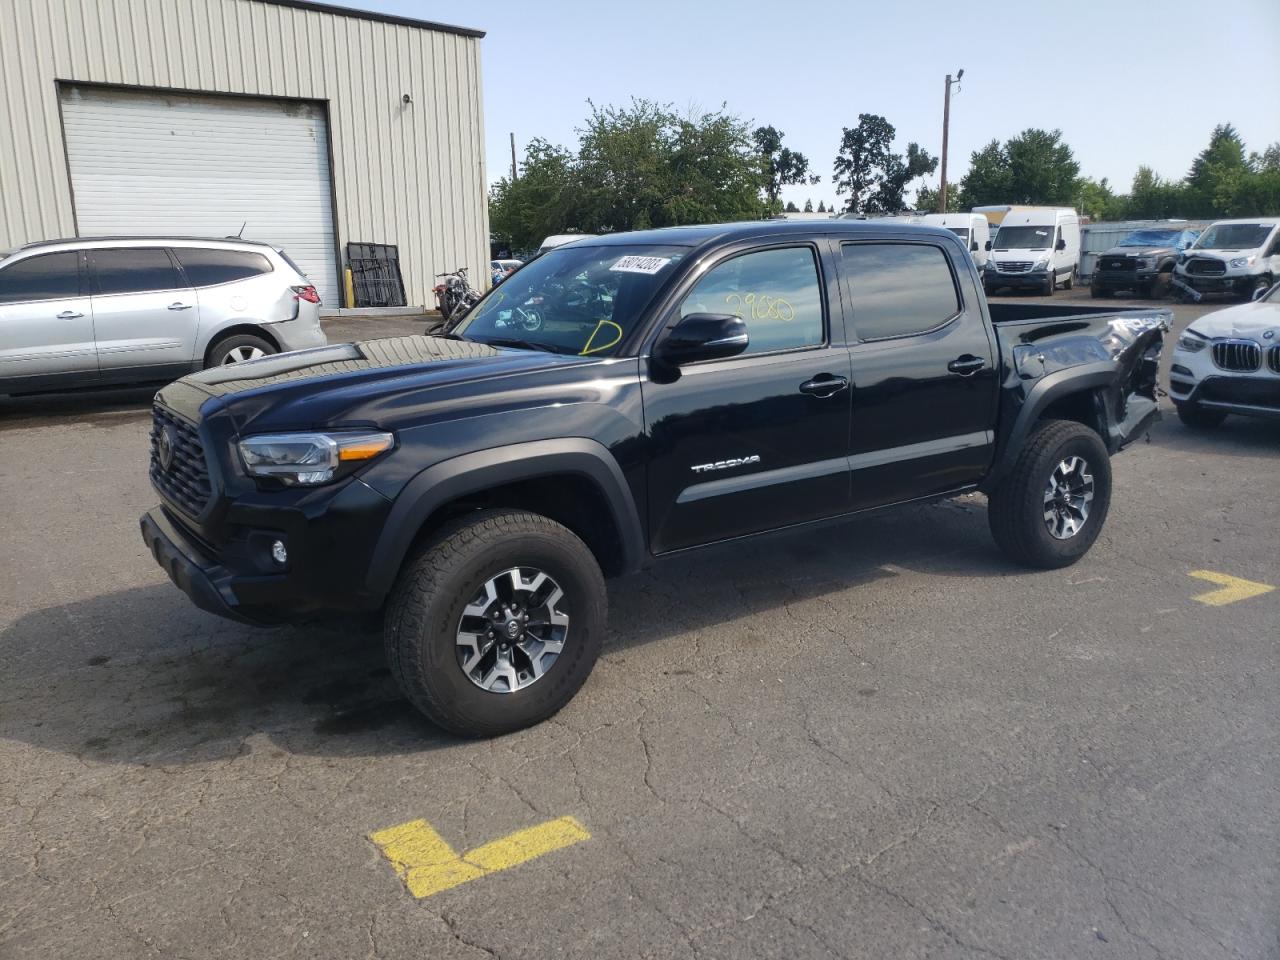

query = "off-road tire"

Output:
[[1090, 282, 1109, 299], [384, 509, 606, 737], [205, 333, 276, 368], [1175, 402, 1227, 429], [987, 419, 1112, 569]]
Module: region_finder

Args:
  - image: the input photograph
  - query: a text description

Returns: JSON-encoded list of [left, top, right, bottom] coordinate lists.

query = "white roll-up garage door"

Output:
[[60, 85, 339, 306]]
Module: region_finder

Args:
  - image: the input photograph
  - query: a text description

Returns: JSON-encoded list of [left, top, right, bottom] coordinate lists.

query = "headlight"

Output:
[[1176, 331, 1208, 353], [238, 431, 394, 485], [1228, 256, 1254, 269], [1034, 258, 1049, 270], [1134, 257, 1154, 269]]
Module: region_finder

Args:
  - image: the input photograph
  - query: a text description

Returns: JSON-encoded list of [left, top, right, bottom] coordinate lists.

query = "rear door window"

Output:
[[841, 243, 960, 341], [174, 248, 273, 287], [0, 252, 81, 303], [89, 248, 184, 296]]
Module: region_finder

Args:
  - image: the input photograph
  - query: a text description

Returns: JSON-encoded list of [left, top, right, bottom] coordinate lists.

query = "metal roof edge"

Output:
[[248, 0, 485, 38]]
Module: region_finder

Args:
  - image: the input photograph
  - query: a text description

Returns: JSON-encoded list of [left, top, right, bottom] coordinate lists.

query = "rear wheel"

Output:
[[988, 419, 1112, 569], [1175, 402, 1227, 429], [206, 333, 276, 368], [384, 509, 606, 737]]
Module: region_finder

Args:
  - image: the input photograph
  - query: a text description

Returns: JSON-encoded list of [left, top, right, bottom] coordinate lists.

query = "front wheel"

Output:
[[1043, 270, 1055, 296], [384, 509, 607, 737], [987, 420, 1112, 569]]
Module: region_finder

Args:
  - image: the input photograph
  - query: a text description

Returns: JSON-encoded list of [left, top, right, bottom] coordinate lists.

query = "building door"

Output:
[[59, 85, 338, 306]]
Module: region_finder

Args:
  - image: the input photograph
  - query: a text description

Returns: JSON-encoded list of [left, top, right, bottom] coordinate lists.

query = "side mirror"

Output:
[[984, 240, 992, 251], [1055, 238, 1067, 251], [655, 313, 749, 365]]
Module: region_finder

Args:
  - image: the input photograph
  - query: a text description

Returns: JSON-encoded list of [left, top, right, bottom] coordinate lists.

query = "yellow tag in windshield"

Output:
[[580, 320, 623, 356]]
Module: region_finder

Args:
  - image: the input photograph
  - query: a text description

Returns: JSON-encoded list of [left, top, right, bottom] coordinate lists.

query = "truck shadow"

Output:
[[0, 496, 1012, 766]]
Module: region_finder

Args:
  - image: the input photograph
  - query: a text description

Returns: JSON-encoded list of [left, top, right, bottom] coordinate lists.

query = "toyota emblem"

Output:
[[157, 424, 178, 471]]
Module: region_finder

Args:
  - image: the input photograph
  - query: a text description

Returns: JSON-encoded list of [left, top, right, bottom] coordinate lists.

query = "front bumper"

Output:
[[985, 269, 1049, 290], [1169, 369, 1280, 421], [1093, 269, 1159, 291], [141, 474, 394, 625], [1173, 273, 1256, 297]]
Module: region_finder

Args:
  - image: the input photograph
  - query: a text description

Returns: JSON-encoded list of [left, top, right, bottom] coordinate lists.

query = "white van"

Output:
[[1172, 218, 1280, 302], [985, 208, 1081, 296], [536, 233, 598, 256], [917, 213, 991, 272]]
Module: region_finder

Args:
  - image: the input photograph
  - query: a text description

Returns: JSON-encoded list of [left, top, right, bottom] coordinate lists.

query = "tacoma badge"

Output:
[[691, 455, 761, 474]]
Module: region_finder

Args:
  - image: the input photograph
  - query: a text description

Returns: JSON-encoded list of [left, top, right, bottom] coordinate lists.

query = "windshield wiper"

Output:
[[474, 336, 567, 354]]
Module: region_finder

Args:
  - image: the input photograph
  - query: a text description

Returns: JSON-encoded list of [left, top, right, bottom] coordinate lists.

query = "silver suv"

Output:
[[0, 237, 327, 395]]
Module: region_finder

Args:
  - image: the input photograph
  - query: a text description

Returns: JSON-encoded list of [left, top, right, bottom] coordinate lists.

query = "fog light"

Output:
[[270, 540, 288, 566]]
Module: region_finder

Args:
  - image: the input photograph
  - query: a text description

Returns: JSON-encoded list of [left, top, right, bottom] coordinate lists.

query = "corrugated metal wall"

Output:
[[0, 0, 488, 307]]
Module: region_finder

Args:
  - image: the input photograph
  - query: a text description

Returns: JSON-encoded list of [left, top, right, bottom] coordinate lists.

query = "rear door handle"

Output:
[[947, 355, 987, 376], [168, 302, 193, 311], [799, 374, 849, 397], [56, 310, 84, 320]]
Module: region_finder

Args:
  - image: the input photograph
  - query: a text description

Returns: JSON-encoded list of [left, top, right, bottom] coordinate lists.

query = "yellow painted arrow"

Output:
[[370, 815, 589, 899], [1188, 570, 1276, 607]]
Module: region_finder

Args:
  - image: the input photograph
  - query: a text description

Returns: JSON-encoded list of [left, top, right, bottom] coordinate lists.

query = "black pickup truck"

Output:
[[140, 221, 1167, 736]]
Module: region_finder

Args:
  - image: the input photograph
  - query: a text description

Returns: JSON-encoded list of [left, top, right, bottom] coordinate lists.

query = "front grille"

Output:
[[996, 261, 1032, 273], [1268, 345, 1280, 375], [1186, 257, 1226, 277], [149, 405, 211, 516], [1100, 256, 1136, 272], [1211, 339, 1261, 372]]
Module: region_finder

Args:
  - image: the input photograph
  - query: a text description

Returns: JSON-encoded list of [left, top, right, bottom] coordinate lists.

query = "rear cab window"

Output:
[[841, 242, 961, 341], [0, 251, 82, 303], [175, 248, 273, 287], [88, 248, 185, 296]]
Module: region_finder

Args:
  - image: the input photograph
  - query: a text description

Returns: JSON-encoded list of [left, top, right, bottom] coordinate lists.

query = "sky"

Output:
[[336, 0, 1280, 210]]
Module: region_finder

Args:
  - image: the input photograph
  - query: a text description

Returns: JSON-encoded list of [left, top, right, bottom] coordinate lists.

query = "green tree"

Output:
[[833, 114, 934, 215], [488, 139, 581, 252], [1185, 124, 1252, 216], [753, 125, 819, 211], [783, 200, 799, 212], [1075, 177, 1125, 221], [817, 201, 827, 213], [803, 198, 814, 212], [914, 182, 963, 213], [954, 130, 1080, 208], [953, 139, 1011, 209]]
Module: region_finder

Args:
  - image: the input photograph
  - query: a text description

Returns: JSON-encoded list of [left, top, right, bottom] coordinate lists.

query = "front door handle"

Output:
[[57, 310, 84, 320], [947, 355, 987, 376], [168, 302, 193, 311], [799, 374, 849, 397]]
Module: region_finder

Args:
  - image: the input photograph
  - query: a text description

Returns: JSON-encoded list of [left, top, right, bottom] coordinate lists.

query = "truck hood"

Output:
[[1186, 300, 1280, 339], [155, 335, 600, 427]]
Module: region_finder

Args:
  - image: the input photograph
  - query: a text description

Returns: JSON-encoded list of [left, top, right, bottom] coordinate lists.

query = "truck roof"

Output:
[[559, 219, 960, 249]]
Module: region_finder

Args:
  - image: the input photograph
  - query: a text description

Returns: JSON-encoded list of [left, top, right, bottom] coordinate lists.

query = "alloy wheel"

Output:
[[456, 567, 570, 693], [222, 345, 266, 364], [1043, 456, 1094, 540]]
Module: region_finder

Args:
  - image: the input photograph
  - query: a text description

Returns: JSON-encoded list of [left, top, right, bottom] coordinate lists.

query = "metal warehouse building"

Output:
[[0, 0, 488, 309]]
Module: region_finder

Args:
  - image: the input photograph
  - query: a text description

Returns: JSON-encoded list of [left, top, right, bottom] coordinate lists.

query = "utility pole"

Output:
[[510, 132, 518, 182], [939, 69, 963, 213]]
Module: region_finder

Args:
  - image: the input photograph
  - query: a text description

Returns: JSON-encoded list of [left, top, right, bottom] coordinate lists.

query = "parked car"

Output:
[[490, 258, 522, 285], [1172, 218, 1280, 302], [140, 220, 1167, 736], [0, 237, 325, 397], [1168, 279, 1280, 427], [1091, 228, 1199, 299], [921, 213, 992, 274], [985, 208, 1081, 296]]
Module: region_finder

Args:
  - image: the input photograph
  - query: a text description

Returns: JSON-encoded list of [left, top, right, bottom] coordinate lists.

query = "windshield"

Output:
[[1118, 230, 1181, 248], [947, 227, 970, 240], [453, 244, 686, 356], [1193, 223, 1274, 250], [994, 225, 1054, 250]]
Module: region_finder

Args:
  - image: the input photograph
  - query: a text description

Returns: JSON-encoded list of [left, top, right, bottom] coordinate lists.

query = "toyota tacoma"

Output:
[[141, 221, 1168, 736]]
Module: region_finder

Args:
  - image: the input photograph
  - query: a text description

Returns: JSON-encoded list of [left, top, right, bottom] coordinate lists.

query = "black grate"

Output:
[[1186, 257, 1226, 277], [149, 405, 211, 517], [1100, 257, 1135, 271], [1211, 339, 1261, 372], [996, 261, 1032, 273], [1268, 345, 1280, 375], [347, 242, 407, 308]]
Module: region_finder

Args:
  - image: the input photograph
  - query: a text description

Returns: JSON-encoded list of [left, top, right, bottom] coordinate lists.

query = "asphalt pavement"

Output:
[[2, 290, 1278, 960]]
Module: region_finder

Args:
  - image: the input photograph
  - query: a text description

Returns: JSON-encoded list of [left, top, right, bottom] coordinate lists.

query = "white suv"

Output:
[[0, 237, 326, 396], [1168, 280, 1280, 427]]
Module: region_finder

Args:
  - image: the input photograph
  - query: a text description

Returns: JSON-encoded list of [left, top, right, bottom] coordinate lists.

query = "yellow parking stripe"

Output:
[[369, 816, 590, 899], [1188, 570, 1276, 606]]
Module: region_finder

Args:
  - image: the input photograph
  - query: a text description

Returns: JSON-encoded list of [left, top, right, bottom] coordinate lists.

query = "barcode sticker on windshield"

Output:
[[610, 255, 671, 275]]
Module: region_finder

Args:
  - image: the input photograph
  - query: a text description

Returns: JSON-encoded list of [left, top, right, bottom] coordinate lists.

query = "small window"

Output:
[[89, 248, 184, 296], [0, 252, 81, 304], [678, 246, 823, 356], [175, 248, 273, 287], [842, 243, 960, 341]]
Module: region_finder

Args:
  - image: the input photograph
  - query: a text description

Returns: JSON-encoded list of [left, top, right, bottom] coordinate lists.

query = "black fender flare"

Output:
[[983, 362, 1116, 490], [365, 437, 646, 597]]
